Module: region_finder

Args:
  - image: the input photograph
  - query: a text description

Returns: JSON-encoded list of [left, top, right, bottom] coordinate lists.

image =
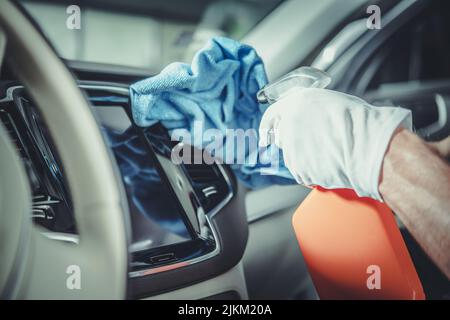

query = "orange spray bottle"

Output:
[[257, 67, 424, 300]]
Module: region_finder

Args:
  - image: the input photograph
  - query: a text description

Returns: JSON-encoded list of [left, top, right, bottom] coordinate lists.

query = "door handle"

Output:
[[417, 94, 450, 140]]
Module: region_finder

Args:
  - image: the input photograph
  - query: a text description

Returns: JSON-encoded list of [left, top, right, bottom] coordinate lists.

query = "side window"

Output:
[[366, 0, 450, 90], [347, 1, 450, 141]]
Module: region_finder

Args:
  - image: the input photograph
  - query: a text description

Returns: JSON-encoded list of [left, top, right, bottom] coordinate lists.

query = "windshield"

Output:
[[20, 0, 283, 72]]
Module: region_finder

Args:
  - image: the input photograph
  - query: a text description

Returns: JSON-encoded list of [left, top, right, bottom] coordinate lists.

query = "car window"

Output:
[[19, 0, 283, 72], [366, 0, 450, 90]]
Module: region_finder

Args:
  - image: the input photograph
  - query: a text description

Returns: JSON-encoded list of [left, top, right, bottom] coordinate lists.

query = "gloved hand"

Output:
[[258, 88, 412, 200]]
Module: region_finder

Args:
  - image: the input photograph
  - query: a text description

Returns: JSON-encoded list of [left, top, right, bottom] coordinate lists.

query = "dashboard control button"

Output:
[[150, 253, 176, 265]]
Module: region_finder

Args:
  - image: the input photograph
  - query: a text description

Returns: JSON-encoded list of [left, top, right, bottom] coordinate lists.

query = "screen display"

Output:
[[92, 106, 193, 252]]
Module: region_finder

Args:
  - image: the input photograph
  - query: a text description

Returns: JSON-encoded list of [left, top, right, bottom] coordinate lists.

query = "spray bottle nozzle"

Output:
[[257, 66, 331, 104]]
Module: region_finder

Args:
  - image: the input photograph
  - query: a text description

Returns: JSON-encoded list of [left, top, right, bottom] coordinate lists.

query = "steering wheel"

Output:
[[0, 1, 129, 299]]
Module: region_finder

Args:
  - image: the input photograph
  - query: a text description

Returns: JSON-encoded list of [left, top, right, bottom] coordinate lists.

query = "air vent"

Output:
[[0, 110, 28, 160], [0, 102, 75, 234], [184, 163, 217, 182], [183, 162, 232, 214]]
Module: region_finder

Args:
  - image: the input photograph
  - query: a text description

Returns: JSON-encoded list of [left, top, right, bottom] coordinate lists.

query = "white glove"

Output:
[[258, 88, 412, 200]]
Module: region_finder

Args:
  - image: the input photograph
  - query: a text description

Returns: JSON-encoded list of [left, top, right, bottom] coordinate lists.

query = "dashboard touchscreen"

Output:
[[92, 105, 193, 252]]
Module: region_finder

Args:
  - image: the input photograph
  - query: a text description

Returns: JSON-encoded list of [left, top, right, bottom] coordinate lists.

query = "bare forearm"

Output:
[[379, 129, 450, 279]]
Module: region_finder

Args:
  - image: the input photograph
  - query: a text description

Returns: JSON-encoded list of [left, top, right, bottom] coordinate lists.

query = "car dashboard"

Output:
[[0, 80, 249, 299]]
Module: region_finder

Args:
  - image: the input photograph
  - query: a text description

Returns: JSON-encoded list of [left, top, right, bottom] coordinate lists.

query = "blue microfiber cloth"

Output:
[[130, 36, 295, 188]]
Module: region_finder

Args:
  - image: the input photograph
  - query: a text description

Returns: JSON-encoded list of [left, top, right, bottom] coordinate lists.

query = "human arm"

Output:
[[380, 130, 450, 279]]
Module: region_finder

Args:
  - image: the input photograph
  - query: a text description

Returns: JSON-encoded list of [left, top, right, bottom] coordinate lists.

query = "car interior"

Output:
[[1, 0, 449, 300]]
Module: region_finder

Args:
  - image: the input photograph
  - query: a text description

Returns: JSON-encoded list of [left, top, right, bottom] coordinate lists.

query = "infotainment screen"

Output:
[[91, 105, 193, 252]]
